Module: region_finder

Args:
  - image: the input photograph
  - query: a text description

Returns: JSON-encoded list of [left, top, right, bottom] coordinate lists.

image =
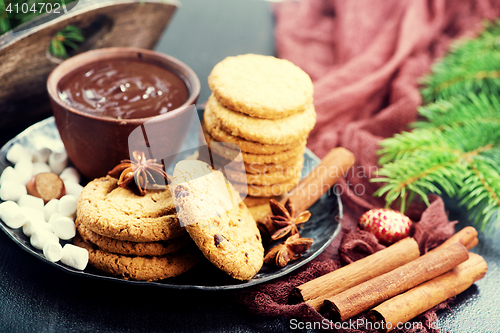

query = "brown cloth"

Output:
[[238, 0, 500, 331], [238, 196, 455, 332]]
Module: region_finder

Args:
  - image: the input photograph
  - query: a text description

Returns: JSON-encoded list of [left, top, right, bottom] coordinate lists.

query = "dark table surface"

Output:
[[1, 0, 499, 332]]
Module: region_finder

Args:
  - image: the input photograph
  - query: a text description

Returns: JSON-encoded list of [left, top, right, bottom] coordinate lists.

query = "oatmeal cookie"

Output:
[[208, 54, 313, 119]]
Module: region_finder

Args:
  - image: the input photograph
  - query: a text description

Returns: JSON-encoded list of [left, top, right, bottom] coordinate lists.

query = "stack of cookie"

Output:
[[74, 162, 265, 282], [74, 176, 199, 281], [201, 54, 316, 220]]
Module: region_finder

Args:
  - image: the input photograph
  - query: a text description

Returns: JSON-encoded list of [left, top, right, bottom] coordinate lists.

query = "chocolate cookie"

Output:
[[206, 95, 316, 145], [74, 235, 199, 282], [76, 219, 191, 256], [208, 54, 314, 119], [172, 160, 264, 281], [77, 176, 185, 242]]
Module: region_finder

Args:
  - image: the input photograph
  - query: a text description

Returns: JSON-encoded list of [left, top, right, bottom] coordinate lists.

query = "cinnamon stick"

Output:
[[466, 237, 479, 250], [323, 243, 469, 321], [431, 226, 478, 252], [368, 253, 487, 332], [291, 237, 420, 310], [284, 147, 355, 214]]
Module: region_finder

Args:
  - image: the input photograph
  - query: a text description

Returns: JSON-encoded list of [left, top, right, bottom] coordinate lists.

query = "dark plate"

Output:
[[0, 117, 342, 290]]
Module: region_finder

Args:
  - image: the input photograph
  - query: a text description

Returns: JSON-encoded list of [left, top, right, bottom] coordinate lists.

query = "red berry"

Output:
[[359, 208, 412, 244]]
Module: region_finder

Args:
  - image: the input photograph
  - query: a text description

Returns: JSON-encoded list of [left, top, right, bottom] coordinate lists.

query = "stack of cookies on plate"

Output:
[[74, 176, 200, 281], [200, 54, 316, 220], [73, 160, 264, 282]]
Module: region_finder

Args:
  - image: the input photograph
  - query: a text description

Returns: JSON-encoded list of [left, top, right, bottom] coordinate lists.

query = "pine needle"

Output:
[[48, 25, 84, 59], [1, 0, 79, 35], [421, 20, 500, 102], [374, 19, 500, 231]]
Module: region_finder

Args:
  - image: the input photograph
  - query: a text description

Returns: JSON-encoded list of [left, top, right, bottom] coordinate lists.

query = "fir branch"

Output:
[[375, 117, 500, 229], [378, 93, 500, 164], [442, 20, 500, 63], [48, 25, 84, 59], [373, 147, 480, 209], [421, 19, 500, 101], [412, 93, 500, 129], [377, 128, 454, 164], [378, 119, 500, 165], [420, 52, 500, 101], [460, 161, 500, 231], [0, 0, 78, 35], [375, 19, 500, 231], [0, 1, 11, 35]]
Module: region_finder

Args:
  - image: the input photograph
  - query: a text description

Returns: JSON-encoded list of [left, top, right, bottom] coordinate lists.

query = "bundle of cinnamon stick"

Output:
[[292, 226, 486, 332]]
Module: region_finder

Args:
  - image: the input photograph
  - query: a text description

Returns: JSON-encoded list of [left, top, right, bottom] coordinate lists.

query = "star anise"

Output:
[[108, 151, 170, 195], [263, 234, 313, 267], [256, 217, 274, 245], [269, 198, 311, 241]]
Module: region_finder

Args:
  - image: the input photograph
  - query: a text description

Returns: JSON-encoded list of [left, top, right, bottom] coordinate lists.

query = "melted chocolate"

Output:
[[58, 60, 189, 119]]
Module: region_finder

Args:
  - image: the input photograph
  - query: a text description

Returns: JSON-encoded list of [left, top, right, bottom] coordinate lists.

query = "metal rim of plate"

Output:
[[0, 117, 342, 291]]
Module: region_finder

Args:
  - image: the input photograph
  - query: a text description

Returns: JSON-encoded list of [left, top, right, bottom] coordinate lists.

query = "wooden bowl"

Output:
[[0, 0, 179, 140], [46, 47, 200, 180]]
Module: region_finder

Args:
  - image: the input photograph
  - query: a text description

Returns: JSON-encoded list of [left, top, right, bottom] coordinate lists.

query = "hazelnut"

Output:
[[26, 172, 66, 204]]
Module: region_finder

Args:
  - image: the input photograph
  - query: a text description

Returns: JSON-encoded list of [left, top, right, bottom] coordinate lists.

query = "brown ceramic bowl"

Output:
[[47, 47, 200, 181]]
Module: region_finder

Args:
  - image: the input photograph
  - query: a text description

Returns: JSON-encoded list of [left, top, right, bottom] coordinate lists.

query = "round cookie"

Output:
[[208, 54, 314, 119], [197, 145, 304, 176], [203, 110, 306, 154], [243, 155, 304, 175], [225, 157, 303, 185], [172, 160, 264, 281], [76, 219, 192, 256], [232, 174, 301, 197], [74, 236, 200, 282], [203, 128, 306, 165], [77, 176, 185, 242], [206, 94, 316, 145], [211, 153, 304, 175], [243, 195, 279, 208]]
